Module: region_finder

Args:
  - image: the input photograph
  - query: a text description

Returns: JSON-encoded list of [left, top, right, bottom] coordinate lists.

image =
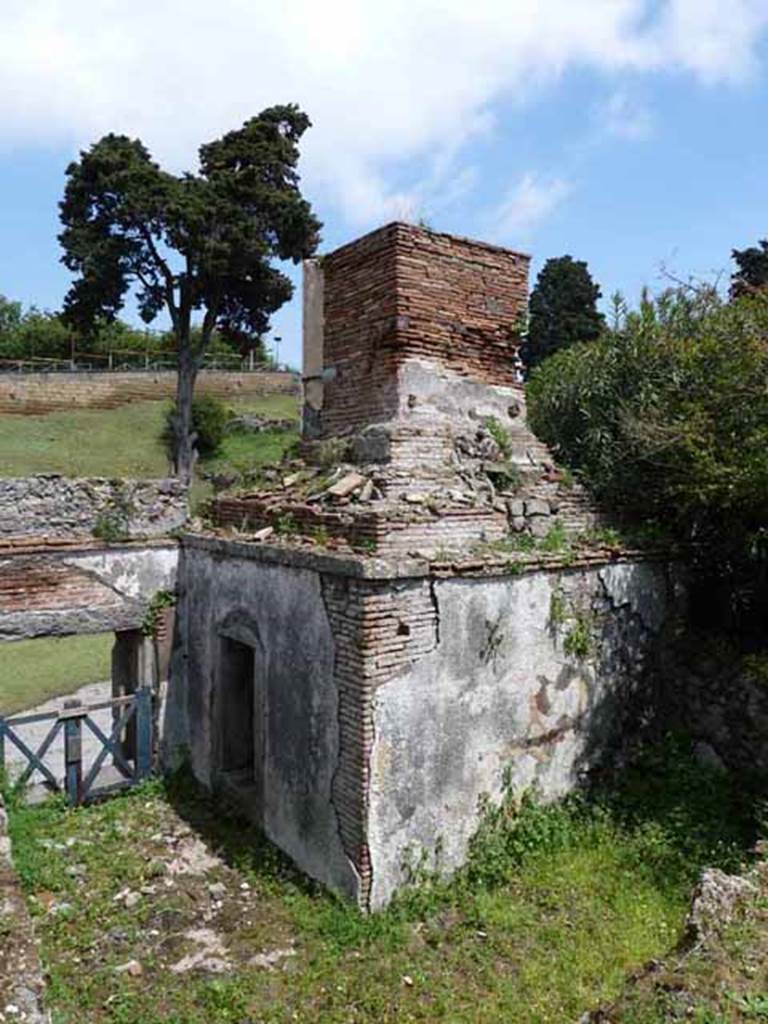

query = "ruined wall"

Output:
[[393, 225, 528, 385], [167, 539, 361, 901], [0, 476, 186, 540], [366, 560, 679, 908], [659, 639, 768, 777], [0, 542, 178, 640], [315, 222, 529, 439], [166, 538, 680, 909], [317, 225, 401, 437], [0, 369, 297, 415]]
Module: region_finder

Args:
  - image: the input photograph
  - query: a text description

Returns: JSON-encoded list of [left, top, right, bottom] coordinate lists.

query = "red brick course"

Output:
[[318, 222, 529, 438]]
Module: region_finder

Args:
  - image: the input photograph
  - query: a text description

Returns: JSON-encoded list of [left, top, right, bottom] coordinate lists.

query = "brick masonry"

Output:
[[322, 575, 440, 901], [315, 222, 529, 438], [0, 369, 297, 415]]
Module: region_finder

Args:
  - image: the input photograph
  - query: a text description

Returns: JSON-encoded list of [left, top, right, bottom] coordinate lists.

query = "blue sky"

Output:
[[1, 1, 768, 369]]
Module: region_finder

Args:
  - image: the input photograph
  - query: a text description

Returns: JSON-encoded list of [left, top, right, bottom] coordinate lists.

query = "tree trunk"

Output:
[[173, 337, 198, 486]]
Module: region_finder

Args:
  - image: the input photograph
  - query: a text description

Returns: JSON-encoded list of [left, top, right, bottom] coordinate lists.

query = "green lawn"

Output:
[[0, 394, 299, 477], [0, 393, 299, 713], [6, 741, 762, 1024], [0, 633, 113, 716]]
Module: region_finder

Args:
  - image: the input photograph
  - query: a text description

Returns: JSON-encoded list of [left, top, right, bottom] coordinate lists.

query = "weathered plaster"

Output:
[[0, 543, 178, 640], [367, 561, 674, 908], [167, 545, 360, 901]]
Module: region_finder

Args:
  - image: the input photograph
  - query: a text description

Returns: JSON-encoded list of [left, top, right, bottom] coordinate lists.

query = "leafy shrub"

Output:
[[527, 288, 768, 554], [163, 395, 230, 460]]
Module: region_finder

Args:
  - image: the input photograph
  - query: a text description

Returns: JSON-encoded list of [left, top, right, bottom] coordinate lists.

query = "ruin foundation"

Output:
[[166, 538, 681, 909], [160, 221, 685, 908]]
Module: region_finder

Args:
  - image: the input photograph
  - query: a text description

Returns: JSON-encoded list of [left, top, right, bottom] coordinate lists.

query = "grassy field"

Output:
[[0, 394, 299, 713], [0, 633, 113, 716], [6, 741, 763, 1024], [0, 393, 299, 477]]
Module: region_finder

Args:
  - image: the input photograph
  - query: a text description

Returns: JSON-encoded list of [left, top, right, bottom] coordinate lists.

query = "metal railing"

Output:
[[0, 688, 154, 805], [0, 351, 284, 374]]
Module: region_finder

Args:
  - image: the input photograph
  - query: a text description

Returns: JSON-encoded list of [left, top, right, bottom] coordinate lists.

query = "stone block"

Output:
[[525, 498, 550, 517], [529, 516, 551, 538], [507, 498, 525, 518]]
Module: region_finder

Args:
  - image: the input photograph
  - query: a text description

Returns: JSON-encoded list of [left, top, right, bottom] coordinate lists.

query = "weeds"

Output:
[[6, 738, 764, 1024], [484, 416, 513, 458]]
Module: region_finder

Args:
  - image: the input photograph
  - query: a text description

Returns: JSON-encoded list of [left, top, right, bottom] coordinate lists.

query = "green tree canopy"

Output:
[[731, 239, 768, 298], [59, 104, 320, 480], [523, 255, 604, 369], [526, 287, 768, 553]]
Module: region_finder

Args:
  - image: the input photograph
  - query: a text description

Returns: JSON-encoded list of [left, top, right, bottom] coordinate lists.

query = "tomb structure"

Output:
[[167, 223, 682, 909]]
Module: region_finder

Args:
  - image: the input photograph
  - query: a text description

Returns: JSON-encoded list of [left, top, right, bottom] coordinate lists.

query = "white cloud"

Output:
[[0, 0, 765, 231], [490, 174, 573, 240], [598, 91, 654, 140]]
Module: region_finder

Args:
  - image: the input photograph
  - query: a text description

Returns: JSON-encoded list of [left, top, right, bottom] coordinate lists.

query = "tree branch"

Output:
[[137, 224, 178, 325]]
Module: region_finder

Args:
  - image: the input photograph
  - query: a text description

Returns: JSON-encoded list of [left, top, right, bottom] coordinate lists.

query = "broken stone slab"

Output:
[[114, 959, 143, 977], [686, 868, 758, 943], [525, 498, 550, 517], [359, 480, 374, 502], [507, 498, 525, 518], [252, 526, 274, 542], [352, 424, 392, 464], [529, 516, 552, 539], [248, 945, 296, 970], [327, 472, 366, 498], [282, 472, 302, 489]]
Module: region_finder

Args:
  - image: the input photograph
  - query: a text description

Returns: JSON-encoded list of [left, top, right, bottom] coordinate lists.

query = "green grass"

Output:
[[5, 740, 762, 1023], [0, 633, 113, 715], [0, 394, 299, 711], [0, 394, 298, 477], [205, 426, 298, 477]]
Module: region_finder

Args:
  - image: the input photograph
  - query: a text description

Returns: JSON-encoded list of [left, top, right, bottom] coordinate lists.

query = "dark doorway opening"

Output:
[[218, 636, 255, 783]]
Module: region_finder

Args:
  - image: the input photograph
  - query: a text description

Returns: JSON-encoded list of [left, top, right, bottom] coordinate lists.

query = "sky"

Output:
[[1, 0, 768, 369]]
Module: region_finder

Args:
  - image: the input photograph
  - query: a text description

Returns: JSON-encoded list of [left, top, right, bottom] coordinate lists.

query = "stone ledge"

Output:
[[181, 531, 674, 582]]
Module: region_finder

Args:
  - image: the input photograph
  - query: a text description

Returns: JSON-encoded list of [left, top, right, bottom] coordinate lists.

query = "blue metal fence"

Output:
[[0, 688, 154, 805]]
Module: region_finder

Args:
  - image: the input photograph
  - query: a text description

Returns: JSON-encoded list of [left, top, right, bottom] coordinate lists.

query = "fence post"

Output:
[[62, 700, 83, 805], [135, 688, 153, 781]]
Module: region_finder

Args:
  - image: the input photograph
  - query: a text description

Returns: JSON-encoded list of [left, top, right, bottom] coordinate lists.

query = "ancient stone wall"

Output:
[[0, 476, 186, 541], [166, 537, 680, 909], [659, 638, 768, 777], [167, 538, 361, 901], [0, 541, 178, 640], [315, 222, 529, 438], [366, 559, 679, 908], [0, 369, 297, 415]]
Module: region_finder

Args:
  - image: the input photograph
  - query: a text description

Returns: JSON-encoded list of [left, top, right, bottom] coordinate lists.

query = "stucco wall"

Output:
[[0, 542, 178, 640], [165, 539, 680, 910], [367, 560, 678, 908], [167, 543, 360, 901]]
